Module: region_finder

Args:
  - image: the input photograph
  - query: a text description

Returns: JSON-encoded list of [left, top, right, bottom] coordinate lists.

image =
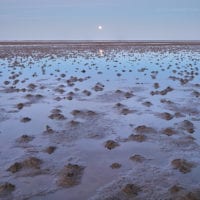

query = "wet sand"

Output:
[[0, 41, 200, 200]]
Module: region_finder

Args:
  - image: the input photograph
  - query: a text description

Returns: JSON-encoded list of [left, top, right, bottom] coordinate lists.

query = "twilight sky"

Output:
[[0, 0, 200, 40]]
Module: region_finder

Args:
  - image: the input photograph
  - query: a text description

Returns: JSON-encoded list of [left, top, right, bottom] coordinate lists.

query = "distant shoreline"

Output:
[[0, 40, 200, 46]]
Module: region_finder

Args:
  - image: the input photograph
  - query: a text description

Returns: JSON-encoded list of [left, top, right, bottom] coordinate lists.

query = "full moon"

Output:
[[98, 25, 103, 30]]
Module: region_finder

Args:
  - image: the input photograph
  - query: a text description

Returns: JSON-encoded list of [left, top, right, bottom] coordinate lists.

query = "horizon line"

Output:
[[0, 40, 200, 46], [1, 40, 200, 42]]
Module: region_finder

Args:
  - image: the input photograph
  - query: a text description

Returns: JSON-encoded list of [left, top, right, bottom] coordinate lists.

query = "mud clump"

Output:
[[93, 82, 104, 91], [182, 190, 200, 200], [162, 128, 177, 136], [104, 140, 119, 150], [44, 146, 56, 154], [71, 109, 97, 117], [55, 87, 65, 94], [25, 94, 44, 102], [138, 67, 148, 72], [151, 86, 173, 96], [174, 112, 185, 118], [160, 98, 174, 105], [20, 117, 31, 123], [169, 185, 183, 194], [85, 110, 97, 116], [51, 108, 62, 114], [7, 157, 42, 173], [171, 159, 195, 173], [110, 163, 122, 169], [23, 157, 42, 169], [124, 92, 134, 99], [69, 120, 80, 126], [66, 95, 73, 100], [180, 120, 195, 133], [16, 103, 24, 110], [4, 81, 10, 85], [17, 134, 34, 143], [0, 182, 15, 196], [25, 94, 34, 99], [115, 89, 123, 94], [130, 154, 145, 162], [154, 82, 160, 89], [122, 183, 141, 196], [35, 94, 44, 99], [115, 103, 134, 115], [192, 90, 200, 98], [54, 96, 62, 101], [159, 112, 174, 120], [7, 162, 23, 173], [142, 101, 153, 107], [58, 164, 85, 187], [128, 134, 147, 142], [44, 125, 54, 134], [115, 90, 134, 99], [28, 83, 37, 90], [82, 90, 91, 96], [160, 86, 174, 95], [135, 125, 156, 134], [87, 131, 107, 139], [49, 113, 66, 120], [115, 102, 125, 108], [120, 108, 134, 115]]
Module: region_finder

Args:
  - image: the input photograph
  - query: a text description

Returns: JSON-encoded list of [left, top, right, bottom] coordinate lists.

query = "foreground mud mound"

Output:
[[57, 164, 85, 187], [7, 157, 42, 173], [0, 182, 15, 197], [171, 159, 196, 174], [104, 140, 120, 150]]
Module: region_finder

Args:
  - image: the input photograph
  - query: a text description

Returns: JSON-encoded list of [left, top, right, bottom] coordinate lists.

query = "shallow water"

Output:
[[0, 43, 200, 200]]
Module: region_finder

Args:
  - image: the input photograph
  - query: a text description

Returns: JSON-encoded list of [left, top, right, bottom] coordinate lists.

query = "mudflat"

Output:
[[0, 42, 200, 200]]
